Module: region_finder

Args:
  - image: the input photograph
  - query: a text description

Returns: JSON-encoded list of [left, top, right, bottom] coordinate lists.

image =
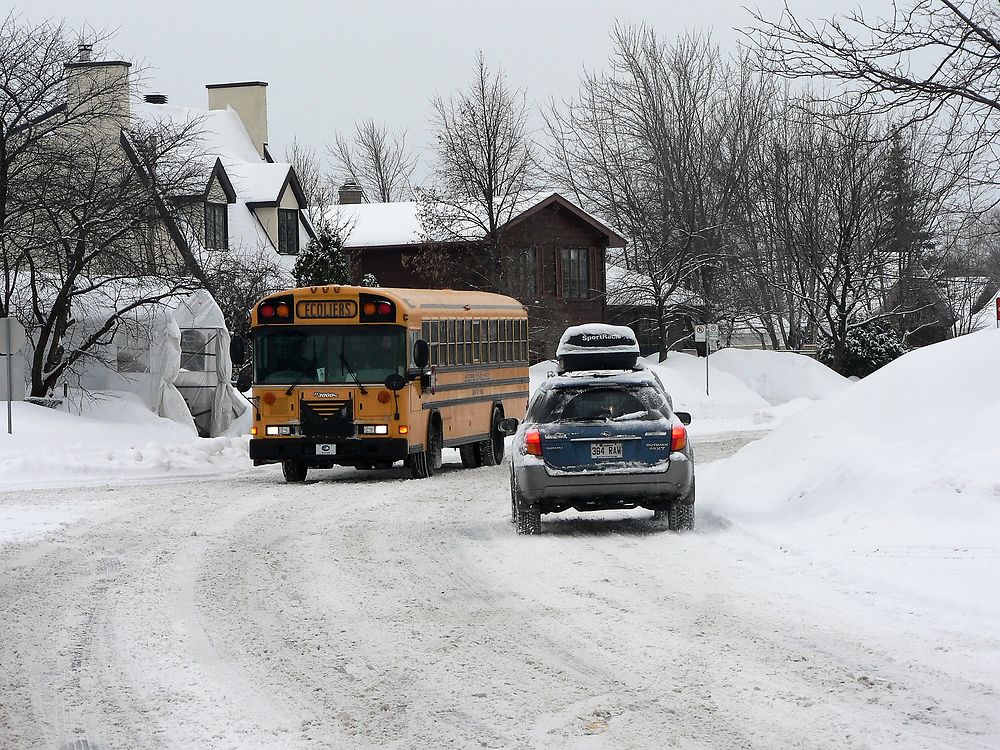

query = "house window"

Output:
[[559, 247, 590, 300], [507, 247, 537, 298], [278, 208, 299, 254], [204, 203, 228, 250]]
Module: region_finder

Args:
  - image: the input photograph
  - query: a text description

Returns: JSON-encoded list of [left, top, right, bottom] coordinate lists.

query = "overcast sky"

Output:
[[21, 0, 877, 176]]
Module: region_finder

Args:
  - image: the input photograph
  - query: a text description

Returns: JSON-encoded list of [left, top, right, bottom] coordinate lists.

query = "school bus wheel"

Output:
[[477, 406, 505, 467]]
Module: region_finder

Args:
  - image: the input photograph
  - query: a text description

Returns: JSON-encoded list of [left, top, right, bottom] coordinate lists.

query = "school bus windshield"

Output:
[[254, 325, 405, 385]]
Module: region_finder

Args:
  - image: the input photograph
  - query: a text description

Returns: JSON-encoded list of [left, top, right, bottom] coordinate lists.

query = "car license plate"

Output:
[[316, 443, 336, 456], [591, 442, 623, 459]]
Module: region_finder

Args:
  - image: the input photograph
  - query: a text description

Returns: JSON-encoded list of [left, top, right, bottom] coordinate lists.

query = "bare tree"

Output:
[[0, 16, 218, 396], [331, 120, 416, 203], [0, 14, 129, 318], [284, 138, 333, 224], [546, 26, 771, 357], [746, 1, 1000, 186], [418, 53, 540, 291]]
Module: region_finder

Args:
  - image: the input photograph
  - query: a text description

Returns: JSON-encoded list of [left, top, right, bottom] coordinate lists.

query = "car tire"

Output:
[[477, 407, 504, 467], [515, 504, 541, 535], [667, 480, 696, 531], [459, 443, 480, 469], [282, 460, 308, 483], [411, 420, 442, 479]]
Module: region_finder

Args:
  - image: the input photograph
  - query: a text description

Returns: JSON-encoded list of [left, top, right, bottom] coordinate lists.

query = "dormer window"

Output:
[[205, 203, 228, 250], [278, 208, 299, 254]]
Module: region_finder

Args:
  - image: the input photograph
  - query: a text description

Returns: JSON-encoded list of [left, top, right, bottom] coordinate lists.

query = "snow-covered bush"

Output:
[[294, 223, 351, 287], [818, 318, 907, 377]]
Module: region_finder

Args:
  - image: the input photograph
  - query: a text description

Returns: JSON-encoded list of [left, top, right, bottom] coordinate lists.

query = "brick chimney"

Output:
[[206, 81, 268, 159], [338, 180, 366, 204], [64, 44, 132, 140]]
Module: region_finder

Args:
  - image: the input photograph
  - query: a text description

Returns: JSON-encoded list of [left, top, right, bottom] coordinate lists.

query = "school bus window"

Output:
[[455, 318, 464, 365], [429, 320, 439, 366], [488, 319, 498, 362], [448, 318, 458, 365], [470, 320, 480, 363], [505, 319, 512, 362]]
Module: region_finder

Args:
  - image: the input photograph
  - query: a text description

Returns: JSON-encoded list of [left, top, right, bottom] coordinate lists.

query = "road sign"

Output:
[[0, 317, 26, 436], [707, 323, 720, 336], [0, 317, 25, 354], [694, 324, 707, 343]]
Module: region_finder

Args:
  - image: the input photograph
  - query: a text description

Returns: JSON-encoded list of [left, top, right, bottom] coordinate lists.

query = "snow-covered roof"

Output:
[[328, 192, 625, 249], [132, 101, 307, 259], [332, 202, 422, 248]]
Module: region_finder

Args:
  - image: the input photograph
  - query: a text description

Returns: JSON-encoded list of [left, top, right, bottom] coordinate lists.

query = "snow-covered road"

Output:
[[1, 433, 997, 750]]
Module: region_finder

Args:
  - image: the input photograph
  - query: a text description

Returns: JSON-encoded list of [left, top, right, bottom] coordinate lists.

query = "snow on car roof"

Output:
[[556, 324, 640, 356]]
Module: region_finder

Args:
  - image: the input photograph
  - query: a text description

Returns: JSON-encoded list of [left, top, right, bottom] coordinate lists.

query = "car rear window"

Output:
[[529, 385, 670, 423]]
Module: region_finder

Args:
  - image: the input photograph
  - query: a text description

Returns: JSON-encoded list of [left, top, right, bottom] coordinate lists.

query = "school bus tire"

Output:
[[477, 406, 504, 467], [410, 415, 443, 479], [459, 443, 480, 468], [282, 459, 308, 483]]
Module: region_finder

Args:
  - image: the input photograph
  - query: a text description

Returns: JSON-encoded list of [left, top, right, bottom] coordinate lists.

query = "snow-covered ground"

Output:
[[1, 342, 998, 747]]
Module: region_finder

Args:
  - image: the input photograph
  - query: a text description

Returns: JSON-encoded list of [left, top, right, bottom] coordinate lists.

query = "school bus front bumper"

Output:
[[249, 437, 412, 466]]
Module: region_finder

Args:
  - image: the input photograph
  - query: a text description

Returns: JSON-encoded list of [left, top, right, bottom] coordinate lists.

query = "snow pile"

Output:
[[707, 348, 851, 405], [702, 328, 1000, 614], [0, 392, 250, 490]]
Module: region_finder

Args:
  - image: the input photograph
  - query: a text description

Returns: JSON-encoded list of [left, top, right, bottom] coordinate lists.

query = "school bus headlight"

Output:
[[266, 425, 293, 436], [251, 426, 258, 436], [360, 424, 389, 435]]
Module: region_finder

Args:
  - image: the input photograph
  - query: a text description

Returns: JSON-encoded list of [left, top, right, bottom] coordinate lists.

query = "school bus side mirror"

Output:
[[384, 373, 406, 392], [413, 339, 430, 370], [230, 335, 246, 366], [235, 369, 252, 393]]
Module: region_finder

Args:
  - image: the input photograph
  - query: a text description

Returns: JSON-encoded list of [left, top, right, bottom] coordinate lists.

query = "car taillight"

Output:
[[671, 424, 687, 452], [524, 429, 543, 456]]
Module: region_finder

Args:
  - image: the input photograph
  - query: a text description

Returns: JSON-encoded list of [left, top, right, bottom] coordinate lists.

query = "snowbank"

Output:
[[0, 392, 249, 491], [707, 348, 851, 405], [701, 328, 1000, 616]]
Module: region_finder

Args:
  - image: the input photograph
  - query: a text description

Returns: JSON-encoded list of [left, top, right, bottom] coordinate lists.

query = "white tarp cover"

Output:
[[169, 290, 246, 437], [149, 312, 196, 433]]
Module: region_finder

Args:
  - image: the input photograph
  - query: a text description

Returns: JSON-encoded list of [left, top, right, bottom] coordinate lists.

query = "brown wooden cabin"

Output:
[[333, 193, 627, 362]]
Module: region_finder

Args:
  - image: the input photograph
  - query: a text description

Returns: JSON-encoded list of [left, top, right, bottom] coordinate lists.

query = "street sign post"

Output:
[[0, 317, 26, 435], [995, 297, 999, 328]]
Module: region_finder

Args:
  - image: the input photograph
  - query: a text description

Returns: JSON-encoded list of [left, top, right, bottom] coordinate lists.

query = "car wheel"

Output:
[[515, 504, 541, 535], [667, 481, 696, 531], [282, 459, 308, 483], [459, 443, 480, 469], [477, 407, 504, 466]]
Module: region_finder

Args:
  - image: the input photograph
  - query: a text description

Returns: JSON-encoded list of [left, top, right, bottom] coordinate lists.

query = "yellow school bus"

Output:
[[243, 285, 529, 482]]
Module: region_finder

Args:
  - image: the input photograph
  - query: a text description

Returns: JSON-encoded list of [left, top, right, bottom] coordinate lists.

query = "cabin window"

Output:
[[204, 203, 228, 250], [278, 208, 299, 254], [559, 247, 590, 300], [507, 247, 537, 298]]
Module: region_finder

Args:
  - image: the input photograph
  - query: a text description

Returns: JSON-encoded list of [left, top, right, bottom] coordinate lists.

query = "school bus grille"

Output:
[[300, 399, 355, 439]]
